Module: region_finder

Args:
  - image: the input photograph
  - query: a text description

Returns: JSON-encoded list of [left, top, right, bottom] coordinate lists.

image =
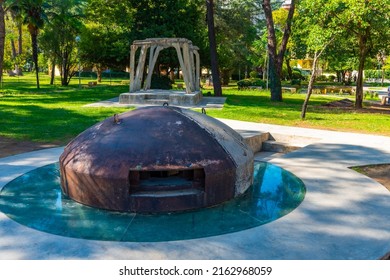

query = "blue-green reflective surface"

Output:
[[0, 162, 305, 242]]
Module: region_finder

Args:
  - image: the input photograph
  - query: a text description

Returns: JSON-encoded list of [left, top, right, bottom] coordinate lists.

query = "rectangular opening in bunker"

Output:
[[128, 168, 205, 192]]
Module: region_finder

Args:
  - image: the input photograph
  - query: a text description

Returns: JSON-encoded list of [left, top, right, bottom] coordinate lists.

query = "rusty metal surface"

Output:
[[60, 106, 251, 213]]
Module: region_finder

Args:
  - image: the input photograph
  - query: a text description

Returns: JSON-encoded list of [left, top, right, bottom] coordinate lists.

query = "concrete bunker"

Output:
[[59, 106, 254, 213]]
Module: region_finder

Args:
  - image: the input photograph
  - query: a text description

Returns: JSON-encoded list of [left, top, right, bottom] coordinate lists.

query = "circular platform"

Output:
[[0, 162, 305, 242]]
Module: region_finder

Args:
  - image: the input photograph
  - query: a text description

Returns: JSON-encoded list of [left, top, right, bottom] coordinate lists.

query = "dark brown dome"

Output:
[[59, 106, 253, 213]]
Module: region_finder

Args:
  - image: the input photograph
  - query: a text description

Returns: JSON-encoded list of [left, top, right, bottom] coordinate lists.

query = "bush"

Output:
[[328, 75, 336, 82], [317, 75, 328, 81], [291, 79, 301, 86], [249, 71, 259, 79], [101, 71, 129, 79], [76, 71, 97, 78], [237, 78, 266, 89], [151, 74, 172, 90], [291, 70, 304, 81]]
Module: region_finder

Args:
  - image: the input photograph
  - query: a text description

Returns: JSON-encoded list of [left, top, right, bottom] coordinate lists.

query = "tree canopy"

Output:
[[0, 0, 388, 103]]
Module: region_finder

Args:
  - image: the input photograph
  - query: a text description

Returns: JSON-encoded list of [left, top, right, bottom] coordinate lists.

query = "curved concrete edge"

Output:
[[0, 147, 64, 190], [0, 121, 389, 260]]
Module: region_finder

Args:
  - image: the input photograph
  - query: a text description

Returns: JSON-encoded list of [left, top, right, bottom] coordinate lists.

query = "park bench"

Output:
[[282, 87, 297, 93]]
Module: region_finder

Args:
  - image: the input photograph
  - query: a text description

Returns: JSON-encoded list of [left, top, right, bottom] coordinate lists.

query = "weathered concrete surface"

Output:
[[0, 120, 389, 259], [119, 90, 203, 106]]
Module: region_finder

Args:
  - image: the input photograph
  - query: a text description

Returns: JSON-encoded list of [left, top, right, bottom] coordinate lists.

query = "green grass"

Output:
[[0, 73, 130, 143], [1, 73, 390, 145], [204, 87, 390, 136]]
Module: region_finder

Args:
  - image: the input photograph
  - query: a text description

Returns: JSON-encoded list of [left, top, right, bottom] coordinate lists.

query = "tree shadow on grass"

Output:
[[0, 103, 128, 143]]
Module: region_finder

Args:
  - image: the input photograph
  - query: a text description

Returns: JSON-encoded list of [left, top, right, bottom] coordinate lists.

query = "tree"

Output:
[[339, 0, 390, 108], [214, 0, 258, 85], [80, 0, 206, 84], [300, 33, 337, 119], [79, 0, 134, 82], [292, 0, 390, 110], [261, 0, 296, 101], [314, 0, 390, 108], [40, 0, 84, 86], [292, 0, 340, 119], [326, 38, 358, 84], [13, 0, 48, 89], [0, 1, 5, 82], [130, 0, 206, 78], [206, 0, 222, 96]]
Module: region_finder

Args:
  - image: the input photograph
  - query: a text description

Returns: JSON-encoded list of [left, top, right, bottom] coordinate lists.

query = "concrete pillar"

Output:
[[144, 45, 160, 90], [129, 38, 200, 94], [174, 43, 191, 93], [182, 42, 194, 93], [194, 50, 200, 91], [134, 45, 149, 91], [129, 45, 139, 92]]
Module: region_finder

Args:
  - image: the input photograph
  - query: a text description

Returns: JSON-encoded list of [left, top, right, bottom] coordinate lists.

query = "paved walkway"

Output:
[[0, 120, 389, 259]]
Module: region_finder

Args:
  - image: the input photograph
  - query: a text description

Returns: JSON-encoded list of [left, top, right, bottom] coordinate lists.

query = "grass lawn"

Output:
[[205, 87, 390, 136], [1, 73, 390, 145], [0, 73, 130, 144]]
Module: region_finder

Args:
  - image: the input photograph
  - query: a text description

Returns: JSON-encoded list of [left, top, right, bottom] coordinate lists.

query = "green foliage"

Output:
[[237, 78, 266, 89], [316, 75, 328, 81], [365, 70, 390, 80], [40, 0, 85, 86], [80, 0, 134, 70], [249, 71, 258, 79], [291, 69, 305, 80], [214, 0, 258, 74], [291, 79, 301, 86]]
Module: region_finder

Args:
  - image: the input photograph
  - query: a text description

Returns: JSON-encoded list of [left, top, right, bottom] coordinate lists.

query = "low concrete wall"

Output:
[[119, 90, 203, 106]]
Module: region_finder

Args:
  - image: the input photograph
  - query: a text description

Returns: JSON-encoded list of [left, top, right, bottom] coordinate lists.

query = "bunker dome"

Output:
[[59, 106, 254, 213]]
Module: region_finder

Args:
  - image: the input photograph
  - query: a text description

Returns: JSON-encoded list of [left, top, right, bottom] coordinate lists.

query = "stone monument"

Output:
[[119, 38, 203, 106]]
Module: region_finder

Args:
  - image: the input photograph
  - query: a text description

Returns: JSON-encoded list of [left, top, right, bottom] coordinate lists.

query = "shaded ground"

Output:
[[0, 136, 58, 158], [323, 98, 390, 114]]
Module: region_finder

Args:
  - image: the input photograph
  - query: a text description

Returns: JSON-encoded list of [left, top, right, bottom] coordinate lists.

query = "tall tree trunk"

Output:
[[301, 36, 335, 119], [50, 59, 55, 85], [18, 24, 22, 55], [262, 0, 295, 102], [268, 55, 282, 100], [62, 53, 69, 86], [355, 35, 369, 109], [30, 29, 40, 89], [97, 67, 102, 83], [286, 57, 293, 80], [206, 0, 222, 97], [0, 4, 5, 84], [11, 39, 17, 58], [10, 39, 21, 74], [301, 52, 320, 119], [16, 24, 23, 75]]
